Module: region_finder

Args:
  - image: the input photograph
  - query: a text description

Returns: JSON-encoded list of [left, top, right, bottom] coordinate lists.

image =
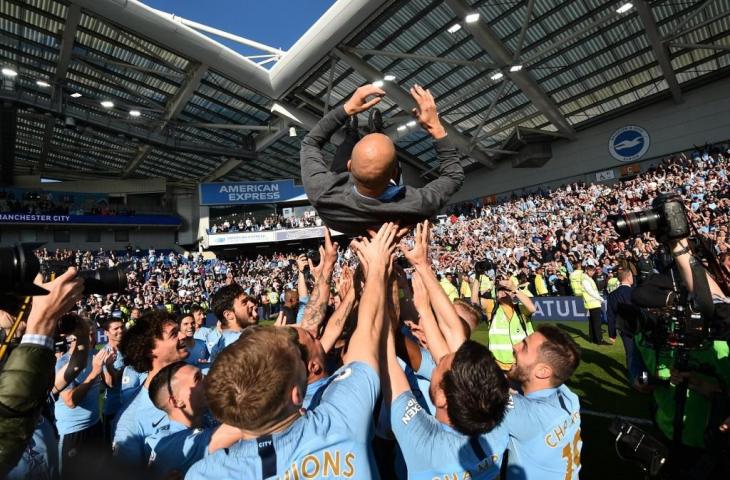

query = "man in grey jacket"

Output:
[[301, 84, 464, 236]]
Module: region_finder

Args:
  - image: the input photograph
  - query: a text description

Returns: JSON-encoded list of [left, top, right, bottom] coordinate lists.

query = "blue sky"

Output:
[[141, 0, 336, 58]]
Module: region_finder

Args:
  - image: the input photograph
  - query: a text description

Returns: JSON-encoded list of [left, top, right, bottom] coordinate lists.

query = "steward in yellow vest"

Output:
[[569, 268, 584, 296], [484, 280, 537, 371]]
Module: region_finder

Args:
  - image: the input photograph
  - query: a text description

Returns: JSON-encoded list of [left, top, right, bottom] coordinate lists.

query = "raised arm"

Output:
[[410, 85, 464, 214], [400, 221, 467, 351], [411, 272, 450, 364], [300, 85, 384, 202], [296, 255, 309, 300], [344, 223, 398, 371], [319, 267, 355, 353], [300, 228, 339, 334]]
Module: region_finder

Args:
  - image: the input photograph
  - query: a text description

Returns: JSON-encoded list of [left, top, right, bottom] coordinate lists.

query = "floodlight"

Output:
[[101, 100, 114, 108], [490, 72, 504, 81], [1, 68, 18, 77], [509, 65, 523, 72], [397, 125, 408, 132], [384, 74, 396, 81], [70, 92, 82, 98], [406, 120, 417, 128], [36, 80, 51, 88], [372, 80, 385, 88], [129, 110, 141, 117], [465, 13, 480, 23], [447, 24, 462, 34], [289, 126, 297, 137], [616, 3, 633, 14]]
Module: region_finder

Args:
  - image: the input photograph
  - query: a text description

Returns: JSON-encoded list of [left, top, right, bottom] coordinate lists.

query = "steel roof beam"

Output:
[[38, 3, 81, 173], [444, 0, 575, 140], [668, 42, 730, 52], [342, 47, 499, 70], [333, 47, 496, 168], [123, 62, 208, 177], [636, 0, 683, 104], [202, 158, 242, 182], [1, 90, 256, 161], [668, 0, 719, 37], [65, 0, 273, 97]]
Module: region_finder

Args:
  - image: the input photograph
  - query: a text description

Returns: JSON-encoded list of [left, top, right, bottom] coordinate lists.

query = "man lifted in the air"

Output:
[[300, 84, 464, 236]]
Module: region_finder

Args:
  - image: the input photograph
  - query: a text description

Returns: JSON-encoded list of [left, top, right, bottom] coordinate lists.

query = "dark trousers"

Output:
[[620, 331, 639, 382], [60, 421, 104, 480], [103, 413, 116, 448], [587, 307, 603, 344]]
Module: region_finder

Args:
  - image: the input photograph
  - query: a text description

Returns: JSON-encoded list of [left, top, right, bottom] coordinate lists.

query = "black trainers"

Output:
[[368, 108, 383, 133]]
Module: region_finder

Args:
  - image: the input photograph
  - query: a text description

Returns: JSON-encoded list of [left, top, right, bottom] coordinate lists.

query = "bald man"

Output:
[[301, 84, 464, 236]]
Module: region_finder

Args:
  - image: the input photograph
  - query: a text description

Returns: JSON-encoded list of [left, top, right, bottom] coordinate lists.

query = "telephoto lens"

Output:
[[610, 209, 661, 238], [0, 243, 48, 296], [78, 267, 128, 295]]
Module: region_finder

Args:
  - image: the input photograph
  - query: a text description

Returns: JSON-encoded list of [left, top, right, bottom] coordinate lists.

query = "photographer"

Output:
[[614, 194, 730, 478], [0, 268, 83, 477]]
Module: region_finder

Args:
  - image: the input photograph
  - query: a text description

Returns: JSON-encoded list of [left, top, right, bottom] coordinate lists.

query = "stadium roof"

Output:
[[2, 0, 730, 185]]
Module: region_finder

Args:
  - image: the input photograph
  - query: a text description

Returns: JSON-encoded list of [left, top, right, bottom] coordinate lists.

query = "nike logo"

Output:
[[151, 416, 166, 429]]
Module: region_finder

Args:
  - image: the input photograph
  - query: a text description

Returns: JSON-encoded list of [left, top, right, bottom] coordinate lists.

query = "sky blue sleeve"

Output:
[[295, 296, 309, 324], [503, 394, 554, 441], [416, 347, 436, 380], [112, 402, 145, 467], [390, 391, 444, 466], [318, 361, 379, 440]]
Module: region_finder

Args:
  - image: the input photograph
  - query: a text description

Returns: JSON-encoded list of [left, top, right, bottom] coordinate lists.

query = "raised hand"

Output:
[[335, 266, 354, 301], [27, 268, 85, 337], [344, 85, 386, 115], [410, 84, 446, 139], [351, 223, 399, 277], [399, 221, 431, 268]]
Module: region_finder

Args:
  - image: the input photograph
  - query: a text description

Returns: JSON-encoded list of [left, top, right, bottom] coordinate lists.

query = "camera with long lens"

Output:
[[610, 192, 689, 241], [42, 259, 128, 295], [0, 243, 128, 296]]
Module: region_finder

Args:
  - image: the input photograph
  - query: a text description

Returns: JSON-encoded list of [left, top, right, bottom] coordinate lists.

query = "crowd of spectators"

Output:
[[208, 209, 322, 234], [0, 190, 134, 216], [1, 142, 729, 480], [28, 145, 730, 329]]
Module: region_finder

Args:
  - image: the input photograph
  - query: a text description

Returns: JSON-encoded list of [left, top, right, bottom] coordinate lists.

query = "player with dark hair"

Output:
[[208, 284, 257, 362], [503, 324, 582, 479], [112, 311, 189, 469]]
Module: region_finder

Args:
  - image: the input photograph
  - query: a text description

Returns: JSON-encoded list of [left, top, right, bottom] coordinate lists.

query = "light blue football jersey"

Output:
[[503, 385, 582, 480], [186, 362, 380, 480], [54, 351, 101, 436], [391, 391, 508, 480], [120, 366, 147, 406], [147, 420, 214, 477], [112, 385, 169, 468], [209, 330, 242, 363]]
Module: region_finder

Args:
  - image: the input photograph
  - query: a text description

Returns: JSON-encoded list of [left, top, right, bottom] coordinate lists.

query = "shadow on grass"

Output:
[[557, 323, 592, 342]]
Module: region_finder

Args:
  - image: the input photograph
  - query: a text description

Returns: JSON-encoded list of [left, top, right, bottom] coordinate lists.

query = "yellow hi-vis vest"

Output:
[[479, 274, 494, 295], [460, 279, 471, 299], [581, 276, 602, 310], [569, 269, 584, 296], [487, 304, 534, 369], [440, 279, 459, 302]]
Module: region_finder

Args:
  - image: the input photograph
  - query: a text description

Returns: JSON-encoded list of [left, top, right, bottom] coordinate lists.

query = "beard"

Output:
[[507, 361, 530, 385]]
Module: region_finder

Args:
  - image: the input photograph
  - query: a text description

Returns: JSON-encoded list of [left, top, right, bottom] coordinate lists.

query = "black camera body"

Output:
[[609, 418, 668, 477], [611, 193, 689, 241]]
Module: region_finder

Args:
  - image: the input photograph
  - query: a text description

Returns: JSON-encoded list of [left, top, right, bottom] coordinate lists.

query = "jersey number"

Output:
[[561, 429, 582, 480]]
